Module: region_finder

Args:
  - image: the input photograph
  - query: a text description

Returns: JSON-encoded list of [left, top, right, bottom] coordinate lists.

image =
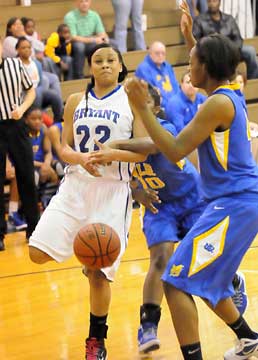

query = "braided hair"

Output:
[[84, 43, 128, 115]]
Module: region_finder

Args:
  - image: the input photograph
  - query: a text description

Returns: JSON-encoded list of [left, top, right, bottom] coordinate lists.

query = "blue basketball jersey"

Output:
[[30, 127, 45, 162], [198, 85, 258, 200], [134, 119, 202, 202]]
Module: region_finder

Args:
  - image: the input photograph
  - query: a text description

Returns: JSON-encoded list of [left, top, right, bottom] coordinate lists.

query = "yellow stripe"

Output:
[[210, 130, 229, 171], [188, 216, 229, 277], [215, 84, 241, 91]]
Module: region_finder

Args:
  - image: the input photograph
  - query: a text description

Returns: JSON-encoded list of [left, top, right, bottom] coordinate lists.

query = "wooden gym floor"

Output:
[[0, 209, 258, 360]]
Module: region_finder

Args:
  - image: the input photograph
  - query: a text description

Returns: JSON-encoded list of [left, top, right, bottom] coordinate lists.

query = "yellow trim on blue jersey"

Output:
[[215, 83, 241, 92], [188, 216, 229, 277], [210, 130, 229, 171], [245, 115, 251, 141], [176, 158, 186, 170]]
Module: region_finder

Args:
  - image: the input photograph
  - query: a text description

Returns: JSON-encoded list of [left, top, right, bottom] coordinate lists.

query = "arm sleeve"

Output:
[[45, 33, 61, 63]]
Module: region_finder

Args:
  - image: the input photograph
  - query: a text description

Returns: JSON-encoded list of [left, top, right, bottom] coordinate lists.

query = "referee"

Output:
[[0, 38, 39, 251]]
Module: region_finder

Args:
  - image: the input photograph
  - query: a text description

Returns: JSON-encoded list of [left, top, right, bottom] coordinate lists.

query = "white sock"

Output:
[[9, 201, 18, 215]]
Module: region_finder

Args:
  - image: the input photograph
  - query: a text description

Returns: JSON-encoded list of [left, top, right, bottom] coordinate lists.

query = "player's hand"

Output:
[[180, 0, 193, 38], [124, 77, 149, 110], [11, 104, 23, 120], [79, 153, 102, 177], [132, 187, 161, 214], [87, 140, 113, 165]]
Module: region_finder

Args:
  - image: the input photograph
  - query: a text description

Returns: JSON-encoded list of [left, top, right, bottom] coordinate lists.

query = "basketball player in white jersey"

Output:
[[28, 43, 148, 360]]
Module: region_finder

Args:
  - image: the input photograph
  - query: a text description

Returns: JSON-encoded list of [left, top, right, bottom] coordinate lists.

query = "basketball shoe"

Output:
[[232, 272, 248, 315], [9, 211, 27, 231], [138, 322, 160, 353], [85, 337, 107, 360], [224, 337, 258, 359]]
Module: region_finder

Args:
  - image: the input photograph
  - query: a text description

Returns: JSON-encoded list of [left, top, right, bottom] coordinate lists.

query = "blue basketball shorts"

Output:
[[162, 192, 258, 307], [143, 196, 206, 248]]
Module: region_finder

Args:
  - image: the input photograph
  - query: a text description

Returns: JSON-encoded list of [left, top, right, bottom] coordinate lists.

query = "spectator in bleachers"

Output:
[[3, 17, 25, 58], [16, 37, 64, 123], [192, 0, 258, 79], [5, 157, 27, 231], [111, 0, 146, 53], [135, 41, 179, 108], [3, 16, 55, 75], [21, 17, 45, 61], [0, 37, 39, 251], [64, 0, 109, 79], [232, 70, 258, 163], [24, 106, 59, 186], [165, 70, 206, 132], [45, 24, 74, 81]]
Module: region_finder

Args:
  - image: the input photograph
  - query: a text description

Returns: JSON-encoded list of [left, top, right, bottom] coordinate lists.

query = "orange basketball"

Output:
[[73, 223, 121, 269]]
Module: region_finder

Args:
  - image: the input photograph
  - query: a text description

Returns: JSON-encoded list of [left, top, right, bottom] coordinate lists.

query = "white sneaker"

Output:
[[224, 337, 258, 359]]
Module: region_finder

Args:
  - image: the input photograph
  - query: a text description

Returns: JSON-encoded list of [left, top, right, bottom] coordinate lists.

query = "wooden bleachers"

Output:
[[0, 0, 257, 125]]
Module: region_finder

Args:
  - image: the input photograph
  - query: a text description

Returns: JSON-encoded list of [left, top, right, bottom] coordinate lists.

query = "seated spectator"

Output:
[[192, 0, 258, 79], [3, 17, 25, 58], [232, 70, 258, 162], [64, 0, 109, 79], [111, 0, 146, 53], [165, 70, 207, 132], [135, 41, 179, 108], [16, 37, 64, 123], [5, 157, 27, 231], [21, 17, 45, 61], [48, 121, 66, 179], [45, 24, 73, 81], [24, 107, 59, 186]]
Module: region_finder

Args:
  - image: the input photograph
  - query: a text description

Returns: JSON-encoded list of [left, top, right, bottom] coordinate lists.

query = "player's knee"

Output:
[[152, 250, 170, 272], [87, 269, 107, 288], [29, 246, 50, 264]]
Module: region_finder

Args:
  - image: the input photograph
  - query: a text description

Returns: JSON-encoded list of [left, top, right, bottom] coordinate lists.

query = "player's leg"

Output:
[[138, 204, 177, 353], [29, 173, 86, 264], [85, 269, 110, 360], [85, 180, 132, 360], [163, 283, 202, 359]]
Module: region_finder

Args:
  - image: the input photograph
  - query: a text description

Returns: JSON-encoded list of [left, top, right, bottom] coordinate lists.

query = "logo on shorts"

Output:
[[204, 242, 215, 253], [170, 264, 184, 277]]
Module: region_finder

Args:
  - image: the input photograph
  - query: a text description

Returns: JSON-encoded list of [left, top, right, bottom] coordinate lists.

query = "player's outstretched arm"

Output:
[[124, 77, 235, 163], [86, 140, 147, 165]]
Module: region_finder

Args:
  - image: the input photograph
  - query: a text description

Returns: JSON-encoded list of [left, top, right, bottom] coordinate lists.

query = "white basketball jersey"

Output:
[[71, 85, 134, 181]]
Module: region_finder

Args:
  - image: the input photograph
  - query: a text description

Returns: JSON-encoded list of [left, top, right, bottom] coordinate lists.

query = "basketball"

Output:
[[73, 223, 121, 269]]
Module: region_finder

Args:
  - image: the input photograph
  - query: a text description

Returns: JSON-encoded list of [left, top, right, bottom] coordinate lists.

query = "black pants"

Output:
[[0, 119, 39, 239]]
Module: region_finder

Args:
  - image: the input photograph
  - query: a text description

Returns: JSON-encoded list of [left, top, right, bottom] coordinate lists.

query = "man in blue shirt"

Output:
[[165, 70, 207, 132], [135, 41, 179, 108]]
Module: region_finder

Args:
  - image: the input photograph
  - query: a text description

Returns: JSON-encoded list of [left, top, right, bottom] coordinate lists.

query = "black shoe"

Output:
[[0, 239, 5, 251]]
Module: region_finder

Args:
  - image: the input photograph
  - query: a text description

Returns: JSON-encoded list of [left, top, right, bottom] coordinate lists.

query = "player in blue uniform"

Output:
[[24, 106, 59, 186], [89, 83, 250, 356], [122, 2, 258, 359]]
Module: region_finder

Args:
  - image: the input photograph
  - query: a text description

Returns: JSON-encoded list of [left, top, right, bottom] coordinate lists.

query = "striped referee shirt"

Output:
[[0, 57, 33, 120]]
